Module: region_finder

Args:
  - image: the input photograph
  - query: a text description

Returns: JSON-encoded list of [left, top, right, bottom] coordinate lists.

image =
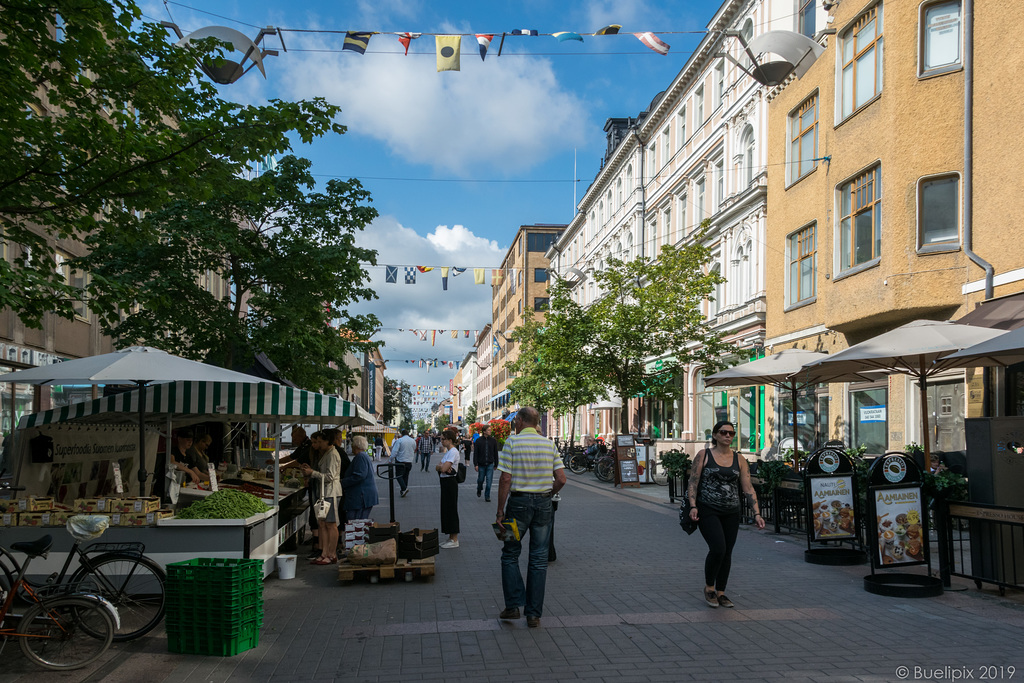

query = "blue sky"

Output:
[[142, 0, 714, 412]]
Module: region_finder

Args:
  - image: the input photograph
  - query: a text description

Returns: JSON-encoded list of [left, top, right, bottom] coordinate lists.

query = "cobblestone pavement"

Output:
[[3, 466, 1023, 683]]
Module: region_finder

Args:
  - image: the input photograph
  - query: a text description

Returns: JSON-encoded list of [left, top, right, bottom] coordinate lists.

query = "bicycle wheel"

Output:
[[595, 457, 615, 482], [70, 553, 166, 641], [18, 595, 114, 671], [567, 454, 589, 475], [650, 459, 670, 486]]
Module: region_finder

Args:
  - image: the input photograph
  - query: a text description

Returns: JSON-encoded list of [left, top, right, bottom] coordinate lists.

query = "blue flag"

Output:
[[385, 266, 398, 283], [343, 32, 373, 54]]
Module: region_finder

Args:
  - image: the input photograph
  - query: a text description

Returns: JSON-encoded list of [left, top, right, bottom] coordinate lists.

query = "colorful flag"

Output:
[[398, 32, 421, 55], [385, 265, 398, 283], [509, 29, 538, 36], [492, 269, 505, 286], [553, 31, 583, 43], [431, 330, 436, 346], [441, 266, 449, 291], [464, 330, 470, 338], [475, 34, 493, 61], [634, 32, 670, 55], [343, 32, 373, 54], [436, 35, 461, 72], [417, 266, 433, 272], [474, 268, 485, 284], [492, 335, 500, 357], [451, 330, 457, 339], [405, 267, 416, 284], [596, 25, 621, 35], [452, 267, 467, 276], [417, 330, 427, 341]]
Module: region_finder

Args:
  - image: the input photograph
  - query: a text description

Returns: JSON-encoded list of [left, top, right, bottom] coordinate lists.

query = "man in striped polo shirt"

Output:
[[495, 406, 566, 628]]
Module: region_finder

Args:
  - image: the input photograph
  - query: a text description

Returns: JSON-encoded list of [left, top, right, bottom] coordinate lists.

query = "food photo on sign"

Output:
[[874, 487, 925, 565], [810, 477, 856, 540]]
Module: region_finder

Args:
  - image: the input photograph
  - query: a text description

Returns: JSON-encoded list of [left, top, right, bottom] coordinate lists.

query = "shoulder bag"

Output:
[[313, 476, 332, 520], [456, 462, 467, 483], [678, 449, 710, 535]]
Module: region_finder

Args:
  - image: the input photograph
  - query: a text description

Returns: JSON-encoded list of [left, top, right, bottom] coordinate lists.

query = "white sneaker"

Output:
[[440, 540, 460, 549]]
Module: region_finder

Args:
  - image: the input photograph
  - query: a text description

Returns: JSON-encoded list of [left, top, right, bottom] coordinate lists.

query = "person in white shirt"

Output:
[[436, 428, 461, 548], [390, 429, 416, 497]]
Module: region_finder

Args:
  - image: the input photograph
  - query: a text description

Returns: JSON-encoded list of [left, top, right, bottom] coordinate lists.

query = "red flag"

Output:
[[398, 32, 421, 56]]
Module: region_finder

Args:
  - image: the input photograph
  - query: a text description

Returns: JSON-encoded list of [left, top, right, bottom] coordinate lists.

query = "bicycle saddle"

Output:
[[12, 535, 53, 558]]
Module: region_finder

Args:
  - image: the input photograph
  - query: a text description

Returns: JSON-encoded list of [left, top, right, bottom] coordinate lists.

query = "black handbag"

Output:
[[678, 449, 709, 535], [456, 462, 467, 483]]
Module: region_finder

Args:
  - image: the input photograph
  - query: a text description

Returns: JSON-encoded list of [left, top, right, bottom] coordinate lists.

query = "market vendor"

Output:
[[187, 433, 213, 472], [276, 426, 312, 469], [170, 428, 203, 485]]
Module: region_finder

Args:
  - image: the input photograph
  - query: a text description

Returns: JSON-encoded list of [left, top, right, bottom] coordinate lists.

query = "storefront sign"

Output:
[[860, 406, 887, 423], [809, 476, 856, 540], [873, 487, 925, 566]]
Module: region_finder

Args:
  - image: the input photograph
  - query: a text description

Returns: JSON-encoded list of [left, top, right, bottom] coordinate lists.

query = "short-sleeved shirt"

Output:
[[439, 447, 460, 478], [497, 427, 563, 493], [391, 435, 416, 463]]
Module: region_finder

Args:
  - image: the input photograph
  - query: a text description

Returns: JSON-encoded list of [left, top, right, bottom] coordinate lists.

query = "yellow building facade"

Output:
[[766, 0, 1024, 454]]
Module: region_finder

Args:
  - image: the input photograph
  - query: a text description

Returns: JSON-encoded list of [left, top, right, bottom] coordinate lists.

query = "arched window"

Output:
[[598, 201, 604, 227], [740, 124, 756, 187], [732, 244, 746, 307], [626, 165, 634, 196], [614, 241, 623, 261], [607, 190, 613, 218], [709, 262, 722, 317], [740, 18, 754, 69], [616, 178, 623, 207], [626, 232, 634, 261]]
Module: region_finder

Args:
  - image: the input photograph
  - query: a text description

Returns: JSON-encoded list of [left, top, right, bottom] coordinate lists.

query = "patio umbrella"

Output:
[[0, 346, 270, 494], [797, 320, 1006, 463], [942, 325, 1024, 367], [705, 349, 878, 462]]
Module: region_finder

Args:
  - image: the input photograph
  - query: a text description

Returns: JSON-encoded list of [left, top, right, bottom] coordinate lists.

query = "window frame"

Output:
[[695, 86, 705, 124], [677, 105, 687, 149], [786, 222, 817, 309], [918, 0, 963, 78], [839, 4, 884, 122], [798, 0, 816, 39], [534, 297, 550, 312], [715, 60, 726, 109], [836, 164, 882, 276], [55, 249, 90, 321], [916, 172, 961, 252], [696, 177, 706, 223], [788, 92, 819, 186]]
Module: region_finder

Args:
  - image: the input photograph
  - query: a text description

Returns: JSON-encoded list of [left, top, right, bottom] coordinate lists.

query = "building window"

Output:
[[839, 165, 882, 272], [920, 1, 962, 76], [661, 128, 670, 167], [787, 223, 817, 305], [740, 18, 754, 68], [55, 250, 89, 320], [708, 262, 722, 318], [598, 201, 604, 227], [918, 174, 960, 247], [741, 125, 756, 186], [534, 268, 549, 283], [715, 160, 724, 211], [607, 190, 613, 217], [616, 178, 623, 207], [799, 0, 816, 39], [850, 385, 888, 454], [715, 60, 725, 109], [664, 207, 672, 246], [840, 5, 884, 120], [677, 105, 687, 148], [696, 178, 706, 223], [695, 86, 705, 123], [626, 165, 633, 195], [678, 194, 687, 235], [789, 94, 818, 183], [534, 298, 549, 312], [647, 144, 656, 177], [527, 232, 558, 252]]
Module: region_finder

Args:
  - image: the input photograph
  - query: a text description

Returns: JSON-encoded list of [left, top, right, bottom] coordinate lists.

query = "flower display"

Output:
[[488, 419, 512, 446]]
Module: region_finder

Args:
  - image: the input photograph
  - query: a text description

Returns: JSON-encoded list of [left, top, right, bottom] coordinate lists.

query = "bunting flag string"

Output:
[[475, 34, 493, 61], [634, 32, 670, 55], [395, 328, 481, 339], [398, 32, 421, 55], [378, 264, 524, 288]]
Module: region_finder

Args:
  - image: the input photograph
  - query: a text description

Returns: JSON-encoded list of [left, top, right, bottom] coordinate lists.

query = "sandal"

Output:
[[310, 557, 332, 565]]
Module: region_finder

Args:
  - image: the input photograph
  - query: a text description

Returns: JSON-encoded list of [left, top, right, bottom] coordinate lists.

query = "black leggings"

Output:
[[697, 504, 741, 592]]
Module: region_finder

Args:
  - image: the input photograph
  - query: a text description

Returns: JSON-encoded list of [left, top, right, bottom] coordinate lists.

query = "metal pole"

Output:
[[137, 382, 148, 496]]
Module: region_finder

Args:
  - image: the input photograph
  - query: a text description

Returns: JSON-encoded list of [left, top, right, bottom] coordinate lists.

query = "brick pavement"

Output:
[[3, 465, 1023, 683]]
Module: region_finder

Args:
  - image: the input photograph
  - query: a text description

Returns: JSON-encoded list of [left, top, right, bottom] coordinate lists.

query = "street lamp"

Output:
[[161, 22, 284, 84]]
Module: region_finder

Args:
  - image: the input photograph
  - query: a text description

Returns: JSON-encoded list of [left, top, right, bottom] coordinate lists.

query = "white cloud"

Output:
[[274, 37, 589, 174]]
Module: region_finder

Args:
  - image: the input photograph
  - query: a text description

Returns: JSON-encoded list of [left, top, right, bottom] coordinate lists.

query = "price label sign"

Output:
[[259, 438, 276, 452], [112, 463, 124, 494], [208, 464, 219, 492]]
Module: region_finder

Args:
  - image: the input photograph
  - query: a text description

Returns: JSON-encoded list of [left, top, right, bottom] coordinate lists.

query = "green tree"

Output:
[[434, 413, 450, 431], [588, 236, 733, 432], [464, 401, 477, 424], [414, 418, 431, 435], [80, 157, 379, 391], [508, 281, 604, 448], [383, 378, 414, 430], [1, 2, 345, 327]]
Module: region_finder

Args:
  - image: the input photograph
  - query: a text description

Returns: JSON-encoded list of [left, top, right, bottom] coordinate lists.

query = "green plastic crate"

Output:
[[166, 558, 262, 586], [167, 619, 260, 656]]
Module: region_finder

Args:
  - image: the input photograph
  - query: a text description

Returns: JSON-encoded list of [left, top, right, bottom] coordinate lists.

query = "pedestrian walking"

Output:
[[495, 407, 566, 628], [436, 428, 461, 549], [474, 424, 499, 502], [301, 431, 341, 565], [687, 420, 765, 608], [342, 435, 379, 521], [417, 431, 434, 471], [373, 434, 385, 460], [390, 428, 416, 497]]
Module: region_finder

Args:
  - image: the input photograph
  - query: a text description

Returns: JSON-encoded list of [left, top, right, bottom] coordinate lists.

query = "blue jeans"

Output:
[[476, 463, 494, 498], [501, 494, 553, 618]]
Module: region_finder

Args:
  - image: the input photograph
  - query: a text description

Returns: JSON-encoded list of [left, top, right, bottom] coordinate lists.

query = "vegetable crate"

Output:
[[165, 558, 264, 656]]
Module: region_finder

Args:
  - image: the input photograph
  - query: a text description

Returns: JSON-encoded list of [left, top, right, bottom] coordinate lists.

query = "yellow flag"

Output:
[[474, 268, 485, 284], [436, 35, 461, 72]]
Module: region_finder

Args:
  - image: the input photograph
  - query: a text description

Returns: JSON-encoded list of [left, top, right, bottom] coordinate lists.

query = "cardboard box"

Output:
[[43, 511, 71, 526], [18, 497, 54, 512], [75, 498, 121, 513], [107, 499, 138, 514], [0, 499, 19, 514], [146, 508, 174, 525], [130, 497, 161, 513], [19, 512, 49, 527], [2, 512, 18, 527], [114, 512, 149, 527], [366, 522, 400, 543]]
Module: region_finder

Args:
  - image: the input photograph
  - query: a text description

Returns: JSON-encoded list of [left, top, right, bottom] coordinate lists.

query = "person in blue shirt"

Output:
[[389, 429, 416, 497]]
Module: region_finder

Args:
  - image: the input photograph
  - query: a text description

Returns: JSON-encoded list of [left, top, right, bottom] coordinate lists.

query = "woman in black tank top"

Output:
[[686, 420, 766, 609]]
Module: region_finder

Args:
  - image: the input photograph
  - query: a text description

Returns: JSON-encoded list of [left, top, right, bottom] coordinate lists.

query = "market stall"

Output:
[[4, 380, 373, 577]]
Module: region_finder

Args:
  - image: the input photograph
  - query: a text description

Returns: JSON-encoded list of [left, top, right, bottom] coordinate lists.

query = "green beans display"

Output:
[[176, 489, 271, 519]]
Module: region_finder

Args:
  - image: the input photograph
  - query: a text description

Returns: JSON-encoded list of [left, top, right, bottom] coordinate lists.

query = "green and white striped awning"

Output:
[[18, 381, 374, 428]]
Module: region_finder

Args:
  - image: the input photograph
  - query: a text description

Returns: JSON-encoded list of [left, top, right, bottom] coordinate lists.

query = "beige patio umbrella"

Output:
[[797, 320, 1006, 463], [942, 325, 1024, 367]]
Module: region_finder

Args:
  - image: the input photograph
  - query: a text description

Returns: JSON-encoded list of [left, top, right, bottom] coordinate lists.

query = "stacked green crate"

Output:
[[165, 558, 264, 656]]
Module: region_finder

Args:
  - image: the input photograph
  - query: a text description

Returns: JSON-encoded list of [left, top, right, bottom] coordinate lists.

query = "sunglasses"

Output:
[[717, 430, 735, 437]]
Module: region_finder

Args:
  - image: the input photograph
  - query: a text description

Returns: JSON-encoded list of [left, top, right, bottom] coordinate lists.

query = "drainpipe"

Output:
[[630, 125, 646, 259], [962, 0, 994, 300]]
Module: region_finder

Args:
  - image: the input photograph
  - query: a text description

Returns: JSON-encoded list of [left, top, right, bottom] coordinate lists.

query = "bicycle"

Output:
[[594, 454, 616, 482], [0, 534, 117, 671], [0, 501, 165, 641], [647, 456, 670, 486]]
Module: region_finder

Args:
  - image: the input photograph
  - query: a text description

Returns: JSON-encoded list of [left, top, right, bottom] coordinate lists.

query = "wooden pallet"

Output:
[[337, 556, 436, 583]]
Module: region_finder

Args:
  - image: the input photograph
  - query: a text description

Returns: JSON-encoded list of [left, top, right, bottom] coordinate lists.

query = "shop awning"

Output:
[[957, 291, 1024, 331], [18, 381, 375, 428], [490, 389, 511, 404]]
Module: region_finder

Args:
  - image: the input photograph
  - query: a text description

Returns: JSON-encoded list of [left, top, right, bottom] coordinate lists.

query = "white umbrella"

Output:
[[705, 349, 879, 461], [0, 346, 271, 494], [798, 320, 1006, 462], [943, 325, 1024, 367]]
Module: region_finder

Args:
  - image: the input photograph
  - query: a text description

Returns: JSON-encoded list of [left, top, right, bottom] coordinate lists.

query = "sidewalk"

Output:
[[5, 466, 1023, 682]]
